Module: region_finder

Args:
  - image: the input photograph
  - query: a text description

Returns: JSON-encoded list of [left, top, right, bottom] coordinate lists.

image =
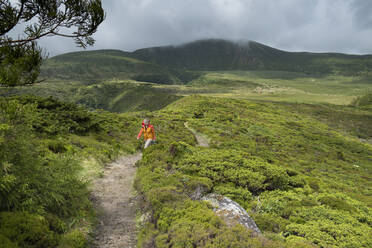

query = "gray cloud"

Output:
[[33, 0, 372, 56]]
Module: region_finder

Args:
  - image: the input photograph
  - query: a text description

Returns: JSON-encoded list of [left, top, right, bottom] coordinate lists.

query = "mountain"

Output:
[[40, 49, 199, 84], [130, 39, 372, 75], [41, 40, 372, 85]]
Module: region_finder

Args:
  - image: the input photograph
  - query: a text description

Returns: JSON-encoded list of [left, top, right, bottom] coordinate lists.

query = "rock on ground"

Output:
[[202, 193, 262, 235]]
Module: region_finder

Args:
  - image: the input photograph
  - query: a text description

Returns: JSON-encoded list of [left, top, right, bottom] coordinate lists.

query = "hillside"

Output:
[[135, 96, 372, 247], [41, 40, 372, 87], [1, 94, 370, 247], [41, 49, 199, 85], [131, 39, 372, 76], [1, 80, 182, 113]]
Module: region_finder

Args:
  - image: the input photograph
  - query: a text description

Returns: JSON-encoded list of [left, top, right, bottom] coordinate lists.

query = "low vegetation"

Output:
[[134, 96, 372, 248], [1, 80, 182, 113], [3, 69, 372, 116], [0, 95, 140, 247], [351, 92, 372, 110], [40, 50, 200, 85], [1, 91, 371, 247]]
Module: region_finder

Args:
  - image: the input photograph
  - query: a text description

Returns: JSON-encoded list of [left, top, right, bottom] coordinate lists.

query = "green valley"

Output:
[[3, 40, 372, 111]]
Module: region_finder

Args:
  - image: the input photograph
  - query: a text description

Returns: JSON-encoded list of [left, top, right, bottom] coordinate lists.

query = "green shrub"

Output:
[[285, 236, 317, 248], [58, 229, 87, 248], [307, 178, 321, 192], [46, 139, 67, 153], [0, 212, 58, 248], [0, 234, 18, 248], [318, 195, 356, 212], [351, 93, 372, 107], [0, 96, 140, 246], [135, 96, 372, 247], [253, 213, 288, 233], [213, 184, 252, 208], [176, 148, 294, 194]]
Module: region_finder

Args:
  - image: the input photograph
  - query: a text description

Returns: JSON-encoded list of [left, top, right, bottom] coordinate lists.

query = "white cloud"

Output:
[[22, 0, 372, 56]]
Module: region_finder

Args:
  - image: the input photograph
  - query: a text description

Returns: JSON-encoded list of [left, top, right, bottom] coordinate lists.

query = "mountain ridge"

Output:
[[46, 39, 372, 78], [129, 39, 372, 75], [131, 39, 372, 57]]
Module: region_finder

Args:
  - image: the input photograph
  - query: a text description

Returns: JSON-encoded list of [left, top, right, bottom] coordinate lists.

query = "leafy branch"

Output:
[[0, 0, 105, 86]]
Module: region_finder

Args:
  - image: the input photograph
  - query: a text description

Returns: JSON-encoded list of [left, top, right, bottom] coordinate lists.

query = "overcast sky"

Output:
[[33, 0, 372, 56]]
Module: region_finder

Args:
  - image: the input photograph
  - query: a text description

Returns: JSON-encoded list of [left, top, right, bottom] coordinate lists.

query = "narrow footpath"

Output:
[[184, 122, 209, 147], [91, 153, 142, 248]]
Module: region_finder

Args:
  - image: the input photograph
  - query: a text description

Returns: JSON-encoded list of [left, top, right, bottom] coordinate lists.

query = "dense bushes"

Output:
[[1, 93, 371, 247], [0, 212, 58, 247], [352, 92, 372, 109], [177, 148, 304, 193], [134, 96, 372, 247], [135, 144, 299, 248], [0, 95, 139, 247]]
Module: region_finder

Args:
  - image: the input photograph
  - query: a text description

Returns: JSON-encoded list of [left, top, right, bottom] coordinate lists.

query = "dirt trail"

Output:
[[91, 153, 141, 248], [184, 122, 209, 147]]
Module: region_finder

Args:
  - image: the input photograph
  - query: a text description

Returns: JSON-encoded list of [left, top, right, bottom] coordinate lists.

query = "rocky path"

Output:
[[91, 153, 141, 248], [184, 122, 209, 147]]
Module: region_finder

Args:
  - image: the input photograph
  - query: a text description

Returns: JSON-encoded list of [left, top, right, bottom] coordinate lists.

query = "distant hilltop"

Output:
[[129, 39, 372, 75]]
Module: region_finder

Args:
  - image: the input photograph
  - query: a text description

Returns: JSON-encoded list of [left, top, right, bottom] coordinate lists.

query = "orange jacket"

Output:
[[137, 123, 156, 140]]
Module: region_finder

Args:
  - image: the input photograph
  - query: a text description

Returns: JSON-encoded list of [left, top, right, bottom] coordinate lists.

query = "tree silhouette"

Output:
[[0, 0, 105, 86]]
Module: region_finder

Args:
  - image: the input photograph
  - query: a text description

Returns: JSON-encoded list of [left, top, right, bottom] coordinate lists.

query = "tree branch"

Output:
[[0, 1, 25, 36]]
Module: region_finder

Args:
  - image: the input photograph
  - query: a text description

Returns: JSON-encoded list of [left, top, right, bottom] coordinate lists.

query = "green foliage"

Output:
[[2, 82, 372, 247], [58, 229, 88, 248], [280, 102, 372, 139], [0, 234, 18, 248], [176, 148, 295, 194], [13, 95, 100, 135], [252, 213, 289, 233], [39, 50, 192, 84], [0, 0, 105, 86], [0, 95, 140, 247], [0, 212, 58, 248], [352, 92, 372, 109], [0, 41, 42, 86], [318, 195, 356, 212], [135, 95, 372, 247], [2, 80, 182, 113]]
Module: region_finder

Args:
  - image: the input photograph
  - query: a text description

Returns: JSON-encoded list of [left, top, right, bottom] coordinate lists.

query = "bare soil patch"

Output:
[[91, 153, 141, 248], [184, 122, 209, 147]]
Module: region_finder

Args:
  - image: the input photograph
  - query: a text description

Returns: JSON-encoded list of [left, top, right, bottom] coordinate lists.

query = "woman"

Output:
[[137, 118, 156, 149]]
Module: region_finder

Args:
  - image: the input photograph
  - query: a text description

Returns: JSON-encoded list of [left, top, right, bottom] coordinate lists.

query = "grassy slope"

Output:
[[183, 70, 372, 105], [15, 69, 366, 112], [1, 80, 182, 113], [134, 96, 372, 248], [1, 93, 371, 247], [41, 50, 198, 85]]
